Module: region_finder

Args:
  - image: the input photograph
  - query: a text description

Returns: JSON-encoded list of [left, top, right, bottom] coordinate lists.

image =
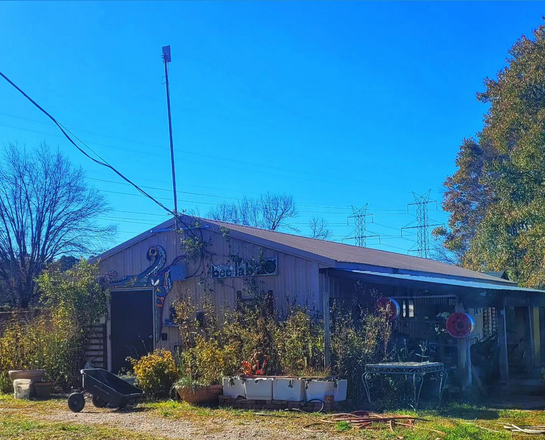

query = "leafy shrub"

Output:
[[275, 310, 324, 376], [130, 349, 178, 396], [173, 288, 391, 397], [0, 372, 11, 394], [180, 337, 238, 386], [0, 261, 108, 390], [330, 301, 392, 402], [175, 295, 325, 383], [0, 313, 83, 387]]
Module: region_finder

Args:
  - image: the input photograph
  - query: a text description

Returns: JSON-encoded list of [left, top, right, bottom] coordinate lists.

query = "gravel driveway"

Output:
[[1, 405, 338, 440]]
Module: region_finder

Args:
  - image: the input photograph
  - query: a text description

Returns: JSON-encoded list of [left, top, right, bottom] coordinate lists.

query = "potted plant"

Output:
[[33, 379, 54, 399], [8, 369, 46, 381], [174, 377, 223, 405]]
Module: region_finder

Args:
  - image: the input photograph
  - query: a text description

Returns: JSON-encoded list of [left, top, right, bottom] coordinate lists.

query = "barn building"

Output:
[[91, 215, 545, 393]]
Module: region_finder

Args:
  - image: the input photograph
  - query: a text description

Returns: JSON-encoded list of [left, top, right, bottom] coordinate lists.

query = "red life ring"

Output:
[[376, 297, 400, 321], [446, 312, 475, 338]]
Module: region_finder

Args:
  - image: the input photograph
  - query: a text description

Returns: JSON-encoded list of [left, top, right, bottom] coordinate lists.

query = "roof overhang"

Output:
[[331, 269, 545, 307]]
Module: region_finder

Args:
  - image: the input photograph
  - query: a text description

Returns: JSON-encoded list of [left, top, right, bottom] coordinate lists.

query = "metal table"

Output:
[[362, 362, 447, 408]]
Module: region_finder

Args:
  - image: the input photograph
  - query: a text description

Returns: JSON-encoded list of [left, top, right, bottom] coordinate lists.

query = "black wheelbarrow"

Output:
[[68, 368, 144, 412]]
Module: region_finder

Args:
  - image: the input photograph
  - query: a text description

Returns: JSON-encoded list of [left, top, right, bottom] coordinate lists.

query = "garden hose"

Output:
[[292, 398, 325, 413]]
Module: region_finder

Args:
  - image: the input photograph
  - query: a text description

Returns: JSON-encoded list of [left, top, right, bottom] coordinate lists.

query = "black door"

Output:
[[110, 290, 154, 373]]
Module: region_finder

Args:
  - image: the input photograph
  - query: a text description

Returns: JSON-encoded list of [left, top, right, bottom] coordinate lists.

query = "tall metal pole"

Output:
[[346, 204, 377, 247], [402, 190, 441, 258], [162, 45, 178, 228]]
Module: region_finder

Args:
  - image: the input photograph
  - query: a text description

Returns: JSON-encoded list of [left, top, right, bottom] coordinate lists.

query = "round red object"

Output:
[[446, 312, 475, 338], [376, 297, 400, 321]]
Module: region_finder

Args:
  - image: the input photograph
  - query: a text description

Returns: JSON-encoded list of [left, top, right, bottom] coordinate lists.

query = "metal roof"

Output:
[[96, 215, 516, 285], [339, 269, 545, 294], [202, 218, 514, 284]]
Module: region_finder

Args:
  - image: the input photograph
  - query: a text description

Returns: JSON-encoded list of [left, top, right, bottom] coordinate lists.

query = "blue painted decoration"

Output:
[[106, 245, 183, 341]]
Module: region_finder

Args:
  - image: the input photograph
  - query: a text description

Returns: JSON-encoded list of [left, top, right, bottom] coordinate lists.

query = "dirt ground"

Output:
[[0, 400, 341, 440]]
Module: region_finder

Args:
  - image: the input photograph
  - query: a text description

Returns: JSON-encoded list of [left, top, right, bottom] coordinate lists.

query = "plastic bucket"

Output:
[[13, 379, 32, 399]]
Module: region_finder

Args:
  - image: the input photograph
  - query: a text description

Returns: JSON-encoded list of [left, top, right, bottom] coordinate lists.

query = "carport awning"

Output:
[[335, 269, 545, 294]]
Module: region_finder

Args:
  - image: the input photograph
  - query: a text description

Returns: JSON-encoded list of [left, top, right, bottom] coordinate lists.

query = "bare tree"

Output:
[[208, 192, 298, 231], [309, 216, 331, 240], [259, 193, 297, 231], [431, 233, 460, 265], [0, 144, 114, 307]]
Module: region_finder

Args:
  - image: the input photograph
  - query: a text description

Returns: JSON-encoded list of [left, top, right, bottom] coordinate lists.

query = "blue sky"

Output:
[[0, 1, 543, 255]]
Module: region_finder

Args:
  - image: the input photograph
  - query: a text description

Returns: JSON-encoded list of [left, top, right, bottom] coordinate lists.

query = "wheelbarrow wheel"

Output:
[[68, 393, 85, 413], [92, 395, 108, 408]]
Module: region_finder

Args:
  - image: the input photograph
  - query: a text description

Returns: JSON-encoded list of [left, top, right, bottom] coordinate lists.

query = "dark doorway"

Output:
[[110, 290, 154, 373]]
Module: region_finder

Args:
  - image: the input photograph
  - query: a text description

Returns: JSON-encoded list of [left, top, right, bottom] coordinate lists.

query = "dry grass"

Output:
[[0, 414, 170, 440], [2, 395, 545, 439]]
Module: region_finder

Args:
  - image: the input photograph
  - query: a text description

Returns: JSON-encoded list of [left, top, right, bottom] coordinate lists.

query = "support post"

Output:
[[527, 306, 536, 369], [323, 288, 331, 369], [536, 306, 545, 365], [456, 300, 472, 392], [533, 307, 541, 366], [497, 305, 509, 382]]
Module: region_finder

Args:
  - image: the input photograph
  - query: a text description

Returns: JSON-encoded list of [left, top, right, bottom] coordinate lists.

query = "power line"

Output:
[[0, 77, 430, 252], [88, 177, 240, 200], [0, 120, 360, 213], [0, 70, 197, 236], [89, 176, 355, 211], [0, 115, 424, 218], [0, 114, 349, 189]]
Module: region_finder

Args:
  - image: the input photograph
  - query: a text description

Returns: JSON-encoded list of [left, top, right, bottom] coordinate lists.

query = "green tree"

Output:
[[437, 23, 545, 286]]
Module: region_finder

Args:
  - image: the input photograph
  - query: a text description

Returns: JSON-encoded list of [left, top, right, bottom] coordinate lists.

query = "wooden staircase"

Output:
[[84, 323, 107, 369]]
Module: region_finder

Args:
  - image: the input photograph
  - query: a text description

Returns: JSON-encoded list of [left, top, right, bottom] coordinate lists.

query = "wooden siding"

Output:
[[99, 227, 322, 352]]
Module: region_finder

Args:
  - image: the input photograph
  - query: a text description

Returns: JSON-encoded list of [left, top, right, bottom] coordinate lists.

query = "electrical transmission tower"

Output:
[[402, 190, 442, 258], [346, 204, 378, 247]]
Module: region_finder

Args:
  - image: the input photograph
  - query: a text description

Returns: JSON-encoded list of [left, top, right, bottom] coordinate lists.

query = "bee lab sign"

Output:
[[212, 258, 278, 279]]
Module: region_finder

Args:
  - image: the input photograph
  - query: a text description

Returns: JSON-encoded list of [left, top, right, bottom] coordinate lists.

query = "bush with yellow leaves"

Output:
[[0, 261, 108, 392], [129, 349, 178, 397]]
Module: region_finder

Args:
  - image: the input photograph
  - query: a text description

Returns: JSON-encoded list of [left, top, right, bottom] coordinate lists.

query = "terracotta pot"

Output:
[[8, 370, 46, 381], [33, 381, 53, 399], [176, 385, 223, 405]]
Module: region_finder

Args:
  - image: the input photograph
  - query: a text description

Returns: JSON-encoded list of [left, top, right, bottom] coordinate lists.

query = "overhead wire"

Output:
[[0, 115, 423, 217], [0, 120, 360, 213], [0, 75, 432, 257], [0, 71, 197, 236], [0, 114, 352, 190]]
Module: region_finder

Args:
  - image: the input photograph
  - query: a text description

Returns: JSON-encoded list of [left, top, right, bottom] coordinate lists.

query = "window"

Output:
[[402, 299, 415, 318]]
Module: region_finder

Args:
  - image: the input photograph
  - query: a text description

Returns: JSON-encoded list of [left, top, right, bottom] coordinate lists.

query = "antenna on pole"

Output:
[[162, 45, 178, 228]]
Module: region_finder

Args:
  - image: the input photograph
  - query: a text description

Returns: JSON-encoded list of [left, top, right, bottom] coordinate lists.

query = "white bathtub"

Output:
[[272, 378, 304, 402]]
